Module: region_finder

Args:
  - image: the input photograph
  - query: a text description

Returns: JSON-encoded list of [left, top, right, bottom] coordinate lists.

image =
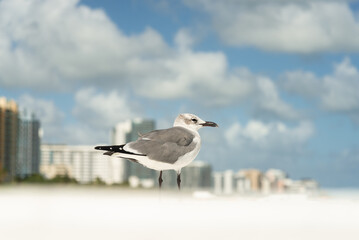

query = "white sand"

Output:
[[1, 186, 358, 240]]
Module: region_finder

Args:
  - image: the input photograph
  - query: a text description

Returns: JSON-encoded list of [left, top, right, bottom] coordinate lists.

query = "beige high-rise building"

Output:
[[0, 97, 19, 182], [238, 169, 263, 191]]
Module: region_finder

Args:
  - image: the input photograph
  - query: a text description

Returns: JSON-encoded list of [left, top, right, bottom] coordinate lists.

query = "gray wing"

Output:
[[128, 127, 197, 164]]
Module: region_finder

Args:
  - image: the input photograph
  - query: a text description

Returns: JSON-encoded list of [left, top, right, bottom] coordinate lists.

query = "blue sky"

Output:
[[0, 0, 358, 187]]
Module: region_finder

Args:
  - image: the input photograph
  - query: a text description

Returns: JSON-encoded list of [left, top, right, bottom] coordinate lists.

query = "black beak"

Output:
[[200, 121, 219, 127]]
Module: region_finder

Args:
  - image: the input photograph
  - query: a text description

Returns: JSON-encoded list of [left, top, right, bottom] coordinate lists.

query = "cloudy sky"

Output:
[[1, 0, 359, 187]]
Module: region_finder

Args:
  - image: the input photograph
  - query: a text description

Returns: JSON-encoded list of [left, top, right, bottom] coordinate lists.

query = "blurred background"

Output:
[[1, 0, 359, 239]]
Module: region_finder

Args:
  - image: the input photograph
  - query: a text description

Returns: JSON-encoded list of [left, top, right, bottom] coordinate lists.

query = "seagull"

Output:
[[94, 113, 218, 189]]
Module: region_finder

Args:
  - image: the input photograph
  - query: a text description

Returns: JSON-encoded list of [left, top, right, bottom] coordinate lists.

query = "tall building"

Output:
[[17, 110, 41, 178], [161, 161, 212, 189], [213, 170, 236, 194], [223, 170, 235, 194], [264, 169, 288, 193], [234, 171, 251, 193], [239, 169, 263, 192], [182, 161, 212, 189], [0, 97, 19, 182], [41, 144, 120, 184], [111, 118, 156, 182], [213, 172, 223, 194]]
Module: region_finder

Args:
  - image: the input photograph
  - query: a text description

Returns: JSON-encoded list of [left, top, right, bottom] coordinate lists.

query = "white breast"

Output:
[[172, 132, 201, 172]]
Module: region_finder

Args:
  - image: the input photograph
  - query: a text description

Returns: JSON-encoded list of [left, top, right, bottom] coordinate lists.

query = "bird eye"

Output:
[[191, 118, 198, 123]]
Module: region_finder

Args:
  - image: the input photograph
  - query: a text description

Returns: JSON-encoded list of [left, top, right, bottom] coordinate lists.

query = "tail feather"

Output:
[[94, 145, 146, 156]]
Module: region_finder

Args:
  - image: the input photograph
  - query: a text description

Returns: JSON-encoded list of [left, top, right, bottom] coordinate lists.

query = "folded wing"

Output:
[[95, 126, 197, 165]]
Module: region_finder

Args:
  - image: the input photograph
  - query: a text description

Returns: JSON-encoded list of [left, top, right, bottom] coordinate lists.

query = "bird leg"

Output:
[[177, 173, 181, 190], [158, 171, 163, 189]]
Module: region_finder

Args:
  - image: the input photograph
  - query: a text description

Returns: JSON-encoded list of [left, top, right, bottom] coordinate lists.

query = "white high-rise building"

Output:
[[213, 172, 223, 194], [111, 118, 156, 183], [111, 120, 132, 145], [234, 171, 251, 193], [40, 144, 124, 184], [223, 170, 235, 194], [213, 170, 236, 195]]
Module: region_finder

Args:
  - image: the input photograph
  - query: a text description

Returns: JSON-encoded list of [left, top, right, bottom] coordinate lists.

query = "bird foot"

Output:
[[158, 171, 163, 189], [177, 174, 181, 190]]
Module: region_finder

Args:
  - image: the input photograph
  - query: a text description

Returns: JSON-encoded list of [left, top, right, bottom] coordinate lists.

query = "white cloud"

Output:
[[225, 120, 314, 150], [174, 28, 196, 51], [225, 122, 242, 144], [280, 71, 322, 98], [18, 94, 64, 125], [17, 89, 139, 145], [281, 58, 359, 121], [72, 87, 140, 130], [0, 0, 170, 90], [322, 58, 359, 112], [18, 94, 65, 143], [0, 0, 299, 120], [185, 0, 359, 53], [254, 77, 300, 120], [60, 124, 109, 145], [198, 118, 314, 172]]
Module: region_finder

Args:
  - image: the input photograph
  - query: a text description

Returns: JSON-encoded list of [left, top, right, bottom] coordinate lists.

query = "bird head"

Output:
[[173, 113, 218, 131]]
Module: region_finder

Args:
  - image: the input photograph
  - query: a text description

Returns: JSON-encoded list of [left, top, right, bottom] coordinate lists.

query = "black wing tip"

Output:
[[94, 145, 146, 156], [94, 145, 123, 151]]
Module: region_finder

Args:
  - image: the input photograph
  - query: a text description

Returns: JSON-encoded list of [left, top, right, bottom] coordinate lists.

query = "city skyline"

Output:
[[1, 0, 359, 187], [0, 98, 319, 192], [0, 98, 321, 197], [0, 93, 354, 188]]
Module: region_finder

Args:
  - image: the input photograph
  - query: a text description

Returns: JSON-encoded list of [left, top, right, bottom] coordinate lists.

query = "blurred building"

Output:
[[215, 169, 267, 194], [213, 172, 223, 194], [223, 170, 235, 194], [41, 144, 122, 184], [0, 97, 19, 181], [161, 161, 212, 190], [261, 176, 271, 194], [234, 171, 251, 193], [181, 161, 212, 189], [111, 118, 156, 184], [285, 178, 319, 193], [239, 169, 263, 192], [264, 169, 288, 193], [16, 109, 41, 178], [213, 170, 236, 194], [213, 167, 319, 195]]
